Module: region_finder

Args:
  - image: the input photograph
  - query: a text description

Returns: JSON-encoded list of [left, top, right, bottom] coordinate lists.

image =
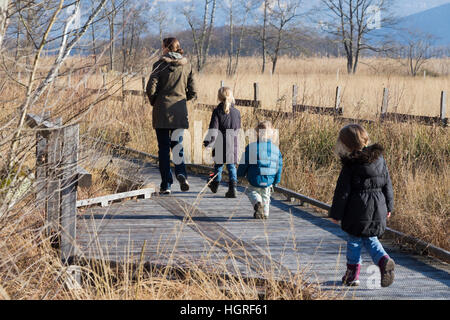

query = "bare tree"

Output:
[[183, 0, 217, 72], [107, 0, 116, 71], [119, 1, 149, 73], [261, 0, 269, 74], [267, 0, 302, 74], [0, 0, 9, 50], [90, 0, 98, 65], [150, 2, 168, 45], [399, 31, 435, 77], [1, 0, 109, 215], [222, 0, 255, 76], [320, 0, 395, 74]]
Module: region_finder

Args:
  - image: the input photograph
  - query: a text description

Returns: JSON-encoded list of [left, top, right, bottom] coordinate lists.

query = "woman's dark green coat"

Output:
[[146, 53, 197, 129]]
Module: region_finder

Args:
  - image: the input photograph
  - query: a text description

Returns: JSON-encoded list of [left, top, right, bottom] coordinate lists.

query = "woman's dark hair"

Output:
[[163, 37, 184, 55]]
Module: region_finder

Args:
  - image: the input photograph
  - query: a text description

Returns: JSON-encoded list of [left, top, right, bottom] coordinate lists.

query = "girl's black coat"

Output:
[[329, 144, 394, 238], [204, 103, 241, 164]]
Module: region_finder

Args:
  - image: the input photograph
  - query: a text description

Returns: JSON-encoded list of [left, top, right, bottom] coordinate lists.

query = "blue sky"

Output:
[[149, 0, 450, 32]]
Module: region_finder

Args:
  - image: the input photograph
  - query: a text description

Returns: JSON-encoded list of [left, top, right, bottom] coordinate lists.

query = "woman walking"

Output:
[[146, 37, 197, 194]]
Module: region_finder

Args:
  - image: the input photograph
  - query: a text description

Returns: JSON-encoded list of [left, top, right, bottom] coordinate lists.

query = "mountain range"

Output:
[[391, 2, 450, 46]]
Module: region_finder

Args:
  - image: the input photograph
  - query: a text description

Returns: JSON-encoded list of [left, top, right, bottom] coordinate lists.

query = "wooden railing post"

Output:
[[440, 91, 447, 126], [292, 84, 298, 109], [46, 118, 62, 238], [381, 88, 389, 120], [122, 77, 125, 98], [335, 86, 341, 115], [60, 124, 79, 264], [253, 82, 259, 108]]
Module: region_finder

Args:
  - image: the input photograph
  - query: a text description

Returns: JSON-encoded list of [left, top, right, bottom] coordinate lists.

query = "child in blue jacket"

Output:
[[237, 121, 283, 219]]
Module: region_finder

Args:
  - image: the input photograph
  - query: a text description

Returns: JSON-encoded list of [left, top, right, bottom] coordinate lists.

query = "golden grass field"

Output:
[[0, 54, 449, 300]]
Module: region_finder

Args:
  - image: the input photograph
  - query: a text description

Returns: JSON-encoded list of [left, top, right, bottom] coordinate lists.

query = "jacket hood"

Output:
[[341, 143, 384, 165], [161, 52, 188, 66]]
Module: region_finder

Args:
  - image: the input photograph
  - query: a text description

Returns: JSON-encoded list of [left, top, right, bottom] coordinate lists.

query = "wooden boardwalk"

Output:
[[76, 154, 450, 300]]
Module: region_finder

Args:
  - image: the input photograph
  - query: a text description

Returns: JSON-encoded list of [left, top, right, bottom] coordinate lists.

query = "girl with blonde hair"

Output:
[[329, 124, 395, 287], [203, 87, 241, 197]]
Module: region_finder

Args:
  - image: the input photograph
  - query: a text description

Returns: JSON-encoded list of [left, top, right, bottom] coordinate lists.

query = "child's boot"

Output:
[[225, 181, 237, 198], [378, 255, 395, 287], [253, 202, 264, 219], [342, 263, 361, 286], [207, 174, 219, 193]]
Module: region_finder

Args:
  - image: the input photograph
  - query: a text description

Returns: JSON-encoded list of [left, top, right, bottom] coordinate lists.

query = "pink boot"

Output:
[[378, 255, 395, 287], [342, 263, 361, 286]]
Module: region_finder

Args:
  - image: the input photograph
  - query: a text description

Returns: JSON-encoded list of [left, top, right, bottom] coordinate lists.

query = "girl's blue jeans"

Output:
[[346, 233, 388, 265], [214, 163, 237, 183]]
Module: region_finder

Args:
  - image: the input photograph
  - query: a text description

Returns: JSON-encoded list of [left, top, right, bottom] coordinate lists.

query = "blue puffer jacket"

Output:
[[237, 140, 283, 188]]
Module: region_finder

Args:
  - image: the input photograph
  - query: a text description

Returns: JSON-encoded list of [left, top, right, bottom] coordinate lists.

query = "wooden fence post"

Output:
[[292, 84, 298, 113], [122, 77, 125, 98], [253, 82, 259, 108], [60, 124, 79, 264], [46, 118, 62, 238], [335, 86, 341, 114], [141, 76, 146, 107], [381, 88, 389, 119], [441, 91, 447, 126]]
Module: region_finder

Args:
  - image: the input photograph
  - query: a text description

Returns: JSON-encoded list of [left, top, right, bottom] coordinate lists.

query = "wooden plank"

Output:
[[382, 113, 443, 125], [293, 104, 342, 116], [76, 188, 154, 208], [60, 124, 79, 263]]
